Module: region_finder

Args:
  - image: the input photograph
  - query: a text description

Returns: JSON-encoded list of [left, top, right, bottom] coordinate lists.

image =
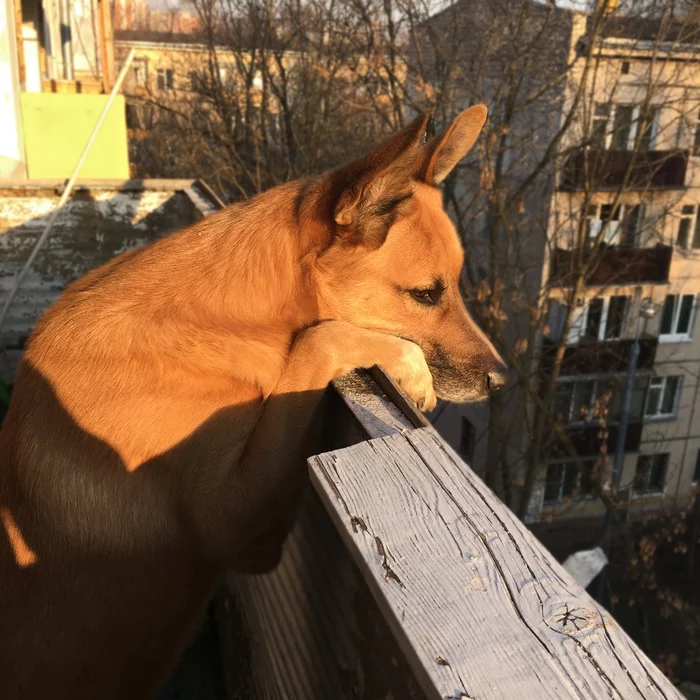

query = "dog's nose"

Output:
[[486, 367, 508, 392]]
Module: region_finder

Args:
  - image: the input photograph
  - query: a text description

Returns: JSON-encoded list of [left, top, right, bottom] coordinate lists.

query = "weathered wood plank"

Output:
[[333, 369, 416, 438], [309, 428, 683, 700], [227, 483, 430, 700], [221, 383, 435, 700]]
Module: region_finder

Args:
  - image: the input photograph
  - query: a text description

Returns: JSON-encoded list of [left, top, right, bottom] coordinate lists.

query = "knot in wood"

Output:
[[546, 602, 598, 636]]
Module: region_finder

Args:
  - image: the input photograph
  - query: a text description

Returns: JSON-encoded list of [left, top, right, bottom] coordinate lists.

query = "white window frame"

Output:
[[658, 293, 697, 343], [133, 59, 147, 87], [554, 378, 600, 424], [156, 68, 174, 91], [542, 458, 598, 506], [592, 103, 659, 151], [676, 204, 700, 250], [638, 105, 660, 150], [693, 110, 700, 156], [644, 375, 682, 420], [591, 103, 611, 148], [585, 203, 643, 247], [633, 453, 669, 497], [566, 295, 629, 344]]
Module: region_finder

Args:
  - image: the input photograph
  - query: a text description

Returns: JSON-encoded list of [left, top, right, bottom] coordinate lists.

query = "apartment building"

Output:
[[418, 1, 700, 523], [539, 16, 700, 524]]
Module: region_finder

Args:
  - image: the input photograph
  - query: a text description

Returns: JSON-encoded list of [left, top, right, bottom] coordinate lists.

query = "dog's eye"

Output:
[[410, 287, 442, 305]]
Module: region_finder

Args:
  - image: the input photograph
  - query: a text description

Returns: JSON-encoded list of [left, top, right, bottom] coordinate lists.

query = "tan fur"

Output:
[[0, 106, 505, 698]]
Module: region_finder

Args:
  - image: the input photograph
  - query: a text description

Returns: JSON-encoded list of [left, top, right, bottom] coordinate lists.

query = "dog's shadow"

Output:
[[0, 361, 326, 697]]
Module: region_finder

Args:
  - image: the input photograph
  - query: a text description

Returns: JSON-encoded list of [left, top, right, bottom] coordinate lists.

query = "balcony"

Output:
[[1, 183, 679, 700], [219, 370, 675, 699], [541, 335, 658, 375], [547, 419, 643, 459], [550, 244, 672, 287], [559, 148, 688, 191]]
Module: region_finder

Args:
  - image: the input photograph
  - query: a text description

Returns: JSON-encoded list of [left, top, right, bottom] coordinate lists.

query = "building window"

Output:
[[584, 298, 605, 340], [659, 294, 696, 342], [644, 376, 681, 419], [585, 203, 643, 247], [612, 104, 635, 150], [554, 379, 596, 423], [582, 296, 628, 341], [591, 103, 660, 151], [156, 68, 174, 91], [189, 71, 201, 91], [566, 295, 630, 344], [634, 453, 668, 496], [606, 295, 628, 339], [132, 60, 147, 87], [591, 103, 611, 148], [543, 459, 596, 504], [637, 106, 660, 151], [677, 204, 700, 250], [125, 103, 144, 129], [554, 376, 647, 425], [621, 60, 631, 75], [693, 450, 700, 484], [694, 111, 700, 156], [459, 417, 475, 464]]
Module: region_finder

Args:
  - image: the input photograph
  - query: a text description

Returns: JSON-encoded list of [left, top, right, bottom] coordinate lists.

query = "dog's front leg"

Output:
[[193, 320, 436, 571]]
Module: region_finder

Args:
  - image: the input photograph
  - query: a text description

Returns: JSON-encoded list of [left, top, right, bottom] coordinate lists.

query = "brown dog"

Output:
[[0, 105, 505, 698]]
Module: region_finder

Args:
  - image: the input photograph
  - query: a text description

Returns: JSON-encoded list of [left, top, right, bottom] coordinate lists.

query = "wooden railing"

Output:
[[214, 368, 684, 700]]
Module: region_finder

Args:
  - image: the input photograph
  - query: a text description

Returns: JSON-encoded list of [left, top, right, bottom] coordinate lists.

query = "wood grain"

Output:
[[333, 369, 415, 438], [227, 483, 430, 700], [310, 428, 683, 700]]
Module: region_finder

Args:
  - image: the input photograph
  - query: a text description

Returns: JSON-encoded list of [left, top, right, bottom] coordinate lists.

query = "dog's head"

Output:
[[313, 106, 507, 402]]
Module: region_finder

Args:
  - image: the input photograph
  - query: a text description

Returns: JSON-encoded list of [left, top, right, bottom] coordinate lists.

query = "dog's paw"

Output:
[[382, 339, 437, 413]]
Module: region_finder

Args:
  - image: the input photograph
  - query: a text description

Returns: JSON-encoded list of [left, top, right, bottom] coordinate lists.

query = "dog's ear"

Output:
[[331, 113, 429, 249], [416, 105, 488, 185]]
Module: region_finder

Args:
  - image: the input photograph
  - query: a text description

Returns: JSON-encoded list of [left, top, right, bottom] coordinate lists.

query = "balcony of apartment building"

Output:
[[559, 101, 689, 193], [559, 148, 688, 192], [1, 0, 126, 181], [541, 334, 657, 376], [543, 371, 649, 460], [541, 295, 656, 462], [550, 201, 673, 287], [551, 243, 672, 287]]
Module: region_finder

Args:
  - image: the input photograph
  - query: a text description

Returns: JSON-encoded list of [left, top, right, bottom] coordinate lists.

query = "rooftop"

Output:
[[586, 13, 700, 44]]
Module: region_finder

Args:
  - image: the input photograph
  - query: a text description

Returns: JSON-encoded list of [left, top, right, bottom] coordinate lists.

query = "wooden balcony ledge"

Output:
[[217, 368, 683, 700]]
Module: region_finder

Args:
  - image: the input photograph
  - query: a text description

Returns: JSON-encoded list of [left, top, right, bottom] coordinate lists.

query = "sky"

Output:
[[145, 0, 593, 9]]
